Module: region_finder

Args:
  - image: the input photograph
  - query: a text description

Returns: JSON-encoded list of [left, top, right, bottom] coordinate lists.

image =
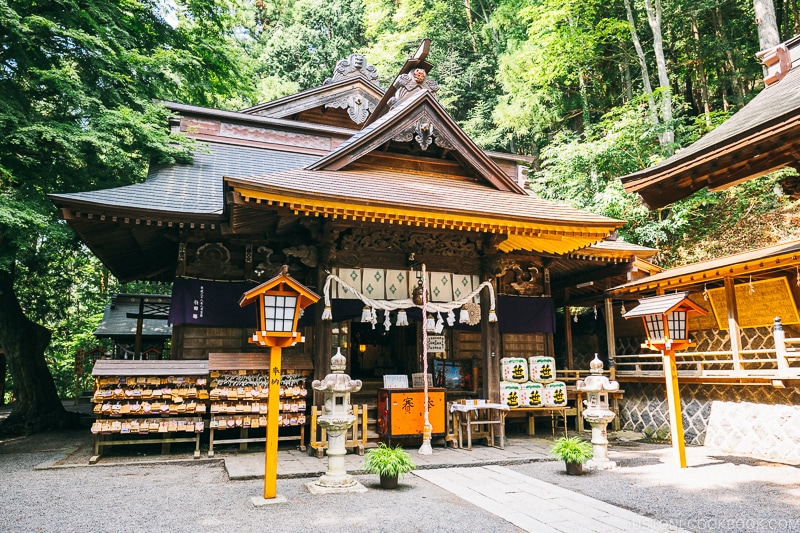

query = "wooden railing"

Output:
[[613, 317, 800, 381], [613, 348, 800, 379]]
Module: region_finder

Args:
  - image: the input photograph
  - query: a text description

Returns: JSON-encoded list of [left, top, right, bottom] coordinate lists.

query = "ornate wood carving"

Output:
[[194, 242, 231, 278], [282, 244, 319, 267], [325, 92, 377, 125], [482, 256, 545, 296], [323, 53, 379, 85], [254, 246, 274, 276], [338, 228, 480, 257], [387, 68, 439, 109], [389, 113, 454, 152], [414, 118, 434, 150]]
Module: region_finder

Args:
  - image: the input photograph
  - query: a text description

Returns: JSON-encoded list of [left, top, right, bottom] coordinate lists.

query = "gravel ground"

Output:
[[0, 430, 523, 533], [508, 442, 800, 533], [2, 428, 800, 533]]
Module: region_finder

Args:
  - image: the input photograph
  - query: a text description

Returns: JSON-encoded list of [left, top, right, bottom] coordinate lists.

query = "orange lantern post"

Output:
[[623, 292, 707, 468], [239, 266, 319, 499]]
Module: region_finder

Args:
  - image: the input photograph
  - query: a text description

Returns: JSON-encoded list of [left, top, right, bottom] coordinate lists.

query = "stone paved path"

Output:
[[414, 465, 690, 533]]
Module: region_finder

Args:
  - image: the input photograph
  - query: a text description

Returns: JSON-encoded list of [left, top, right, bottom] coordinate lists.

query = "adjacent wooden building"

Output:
[[614, 37, 800, 464]]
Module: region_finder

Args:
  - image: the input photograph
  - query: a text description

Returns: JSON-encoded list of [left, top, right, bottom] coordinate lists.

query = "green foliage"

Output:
[[0, 0, 249, 404], [250, 0, 368, 91], [362, 442, 417, 478], [550, 436, 593, 463]]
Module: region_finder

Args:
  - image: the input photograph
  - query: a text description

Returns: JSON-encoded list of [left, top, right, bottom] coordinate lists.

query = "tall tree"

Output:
[[754, 0, 781, 51], [0, 0, 250, 435], [643, 0, 675, 151]]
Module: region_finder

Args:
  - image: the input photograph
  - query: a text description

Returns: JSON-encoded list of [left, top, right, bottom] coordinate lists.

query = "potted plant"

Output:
[[363, 442, 417, 489], [550, 436, 593, 475]]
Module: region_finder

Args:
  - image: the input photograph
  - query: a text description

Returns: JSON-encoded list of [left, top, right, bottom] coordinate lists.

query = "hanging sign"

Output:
[[707, 277, 800, 329], [427, 335, 445, 352]]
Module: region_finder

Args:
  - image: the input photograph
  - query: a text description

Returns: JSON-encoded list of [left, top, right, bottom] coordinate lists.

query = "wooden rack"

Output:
[[90, 360, 208, 464], [206, 353, 310, 457]]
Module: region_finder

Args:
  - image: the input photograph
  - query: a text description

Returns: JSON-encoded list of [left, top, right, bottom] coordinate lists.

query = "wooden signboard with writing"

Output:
[[688, 293, 718, 331], [707, 277, 800, 330]]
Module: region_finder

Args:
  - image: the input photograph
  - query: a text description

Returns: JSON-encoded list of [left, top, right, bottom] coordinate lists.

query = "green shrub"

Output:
[[362, 443, 416, 479], [550, 436, 593, 464]]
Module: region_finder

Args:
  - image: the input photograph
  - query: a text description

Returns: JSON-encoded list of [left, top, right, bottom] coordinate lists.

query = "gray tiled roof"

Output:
[[94, 294, 172, 338], [621, 60, 800, 183], [50, 142, 320, 215], [228, 167, 620, 226]]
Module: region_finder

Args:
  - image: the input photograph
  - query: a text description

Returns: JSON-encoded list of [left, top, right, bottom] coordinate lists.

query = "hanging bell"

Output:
[[412, 279, 425, 305]]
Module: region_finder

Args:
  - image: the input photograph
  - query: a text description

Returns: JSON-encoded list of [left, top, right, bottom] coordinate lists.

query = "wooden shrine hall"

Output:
[[51, 41, 654, 415]]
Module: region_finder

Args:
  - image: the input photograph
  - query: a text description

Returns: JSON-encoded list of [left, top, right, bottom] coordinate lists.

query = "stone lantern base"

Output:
[[305, 479, 367, 494]]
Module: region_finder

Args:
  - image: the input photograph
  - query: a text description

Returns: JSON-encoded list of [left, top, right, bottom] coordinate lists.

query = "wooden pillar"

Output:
[[604, 297, 616, 367], [313, 267, 333, 408], [724, 277, 742, 374], [663, 350, 687, 468], [481, 279, 501, 402], [133, 297, 144, 360], [544, 268, 555, 358], [564, 288, 574, 369], [264, 345, 282, 498], [774, 317, 790, 378]]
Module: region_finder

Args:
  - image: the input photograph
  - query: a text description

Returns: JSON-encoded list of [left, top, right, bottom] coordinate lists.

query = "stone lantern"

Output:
[[306, 348, 365, 494], [576, 354, 619, 470]]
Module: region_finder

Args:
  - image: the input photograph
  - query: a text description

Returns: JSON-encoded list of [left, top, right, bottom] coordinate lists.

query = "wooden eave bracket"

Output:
[[757, 44, 792, 87]]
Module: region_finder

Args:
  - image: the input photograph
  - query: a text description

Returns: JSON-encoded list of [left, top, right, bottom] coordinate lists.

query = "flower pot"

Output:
[[379, 474, 399, 489], [565, 461, 584, 476]]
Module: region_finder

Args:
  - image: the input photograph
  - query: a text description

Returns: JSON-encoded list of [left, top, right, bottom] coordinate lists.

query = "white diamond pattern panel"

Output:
[[385, 270, 409, 300], [452, 274, 473, 300], [334, 268, 361, 299], [429, 272, 453, 302], [362, 269, 385, 300], [331, 269, 480, 302]]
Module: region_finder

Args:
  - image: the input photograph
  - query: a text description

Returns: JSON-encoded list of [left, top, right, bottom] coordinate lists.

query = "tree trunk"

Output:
[[713, 8, 746, 105], [644, 0, 674, 152], [622, 62, 633, 102], [0, 270, 78, 435], [692, 16, 712, 128], [623, 0, 660, 129], [754, 0, 781, 52]]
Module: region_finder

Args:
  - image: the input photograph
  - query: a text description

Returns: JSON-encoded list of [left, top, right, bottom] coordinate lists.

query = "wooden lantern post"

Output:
[[239, 266, 319, 499], [623, 292, 707, 468]]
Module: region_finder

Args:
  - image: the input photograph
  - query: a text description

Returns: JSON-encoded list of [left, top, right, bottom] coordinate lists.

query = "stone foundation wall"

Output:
[[620, 382, 800, 464]]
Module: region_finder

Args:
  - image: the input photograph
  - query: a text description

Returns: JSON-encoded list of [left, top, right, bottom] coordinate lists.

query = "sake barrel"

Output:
[[500, 381, 521, 408], [543, 381, 568, 407], [529, 356, 556, 383], [501, 357, 529, 383], [521, 382, 544, 407]]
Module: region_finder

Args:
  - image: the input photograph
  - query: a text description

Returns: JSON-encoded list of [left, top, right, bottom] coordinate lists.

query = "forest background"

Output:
[[1, 0, 799, 430]]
